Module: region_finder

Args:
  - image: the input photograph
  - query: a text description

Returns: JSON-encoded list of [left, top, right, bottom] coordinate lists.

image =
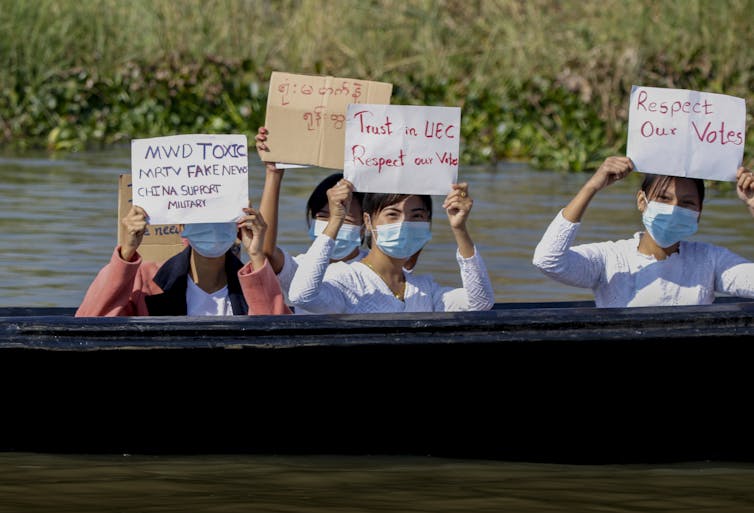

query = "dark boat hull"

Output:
[[2, 300, 753, 463]]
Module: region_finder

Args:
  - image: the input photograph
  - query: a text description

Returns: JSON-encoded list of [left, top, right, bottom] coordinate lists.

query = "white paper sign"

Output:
[[131, 134, 249, 224], [626, 85, 745, 182], [275, 162, 310, 169], [343, 104, 460, 195]]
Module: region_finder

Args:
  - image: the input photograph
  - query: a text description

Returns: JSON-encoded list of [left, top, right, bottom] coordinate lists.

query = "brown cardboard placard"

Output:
[[117, 174, 185, 262], [261, 72, 392, 169]]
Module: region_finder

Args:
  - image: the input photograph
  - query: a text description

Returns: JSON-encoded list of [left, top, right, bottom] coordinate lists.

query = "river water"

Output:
[[1, 453, 753, 513], [2, 148, 754, 511], [1, 146, 752, 308]]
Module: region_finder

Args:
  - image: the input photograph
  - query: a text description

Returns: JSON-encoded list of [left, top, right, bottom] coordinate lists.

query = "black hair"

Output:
[[362, 193, 433, 219], [362, 193, 433, 248], [640, 174, 705, 205], [305, 172, 364, 228]]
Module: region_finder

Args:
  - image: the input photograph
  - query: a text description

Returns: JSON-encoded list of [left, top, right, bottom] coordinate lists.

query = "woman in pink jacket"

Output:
[[76, 204, 290, 317]]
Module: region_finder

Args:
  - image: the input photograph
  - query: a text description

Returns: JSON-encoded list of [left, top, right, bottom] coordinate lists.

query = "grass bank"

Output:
[[1, 0, 753, 171]]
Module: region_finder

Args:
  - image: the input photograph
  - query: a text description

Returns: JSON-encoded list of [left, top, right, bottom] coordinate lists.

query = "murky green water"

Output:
[[1, 453, 754, 513], [1, 147, 752, 307]]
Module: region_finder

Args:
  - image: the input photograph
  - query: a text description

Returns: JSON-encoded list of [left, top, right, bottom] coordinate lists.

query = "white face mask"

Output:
[[181, 222, 238, 258], [309, 220, 362, 260], [371, 221, 432, 259]]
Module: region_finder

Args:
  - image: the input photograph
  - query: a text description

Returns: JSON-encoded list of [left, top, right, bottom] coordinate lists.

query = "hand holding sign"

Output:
[[117, 174, 185, 262], [736, 167, 754, 213], [586, 156, 635, 192], [323, 179, 354, 239], [120, 205, 149, 262], [443, 182, 473, 230], [255, 126, 271, 158], [237, 205, 267, 270], [344, 104, 461, 195], [626, 85, 745, 182]]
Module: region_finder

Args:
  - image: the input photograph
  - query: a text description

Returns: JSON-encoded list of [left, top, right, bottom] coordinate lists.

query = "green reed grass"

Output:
[[2, 0, 753, 170]]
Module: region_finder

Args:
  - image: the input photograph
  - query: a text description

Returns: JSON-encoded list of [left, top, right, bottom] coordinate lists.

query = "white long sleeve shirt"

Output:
[[288, 235, 495, 314], [532, 210, 754, 307], [276, 247, 366, 315]]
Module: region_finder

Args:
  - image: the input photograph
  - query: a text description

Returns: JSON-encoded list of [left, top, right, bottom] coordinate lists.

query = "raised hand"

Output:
[[238, 205, 268, 269], [443, 182, 473, 230], [120, 205, 148, 261], [442, 183, 476, 258], [255, 126, 270, 153], [586, 156, 634, 192], [255, 126, 279, 173], [324, 179, 354, 238], [736, 166, 754, 215], [563, 156, 634, 223]]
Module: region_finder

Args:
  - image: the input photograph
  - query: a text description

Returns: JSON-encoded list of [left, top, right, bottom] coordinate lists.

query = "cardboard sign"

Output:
[[343, 104, 461, 195], [261, 72, 393, 169], [131, 134, 249, 224], [117, 174, 185, 262], [626, 85, 745, 181]]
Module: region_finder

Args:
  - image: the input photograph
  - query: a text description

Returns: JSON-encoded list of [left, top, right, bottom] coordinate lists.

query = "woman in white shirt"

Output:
[[256, 128, 367, 298], [532, 156, 754, 307], [255, 127, 419, 313], [287, 179, 495, 313]]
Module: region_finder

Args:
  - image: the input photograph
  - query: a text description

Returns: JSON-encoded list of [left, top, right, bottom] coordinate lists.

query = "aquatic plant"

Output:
[[1, 0, 753, 171]]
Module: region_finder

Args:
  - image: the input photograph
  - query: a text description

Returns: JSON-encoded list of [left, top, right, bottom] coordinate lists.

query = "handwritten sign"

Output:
[[117, 174, 185, 262], [131, 134, 249, 224], [261, 72, 392, 169], [343, 104, 461, 195], [626, 85, 745, 181]]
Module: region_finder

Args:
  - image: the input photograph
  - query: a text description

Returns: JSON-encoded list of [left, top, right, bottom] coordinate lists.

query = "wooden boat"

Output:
[[2, 298, 754, 463]]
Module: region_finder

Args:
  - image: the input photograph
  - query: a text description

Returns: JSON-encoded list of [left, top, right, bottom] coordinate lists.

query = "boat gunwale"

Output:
[[1, 299, 753, 350]]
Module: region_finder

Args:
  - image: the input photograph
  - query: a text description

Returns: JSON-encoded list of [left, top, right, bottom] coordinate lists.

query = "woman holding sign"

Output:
[[256, 128, 366, 298], [532, 157, 754, 307], [75, 205, 290, 316], [255, 127, 421, 313], [287, 179, 494, 313]]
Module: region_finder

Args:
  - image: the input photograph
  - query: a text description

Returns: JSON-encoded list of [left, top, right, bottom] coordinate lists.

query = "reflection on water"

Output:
[[1, 147, 752, 307], [1, 453, 754, 513]]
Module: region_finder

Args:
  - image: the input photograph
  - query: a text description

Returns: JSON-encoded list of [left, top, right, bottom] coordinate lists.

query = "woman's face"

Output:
[[314, 197, 363, 226], [639, 177, 703, 214], [367, 195, 430, 227]]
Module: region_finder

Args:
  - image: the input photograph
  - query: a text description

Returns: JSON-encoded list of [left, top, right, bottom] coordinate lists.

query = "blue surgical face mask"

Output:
[[181, 222, 238, 258], [371, 220, 432, 259], [641, 199, 699, 248], [309, 219, 362, 261]]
